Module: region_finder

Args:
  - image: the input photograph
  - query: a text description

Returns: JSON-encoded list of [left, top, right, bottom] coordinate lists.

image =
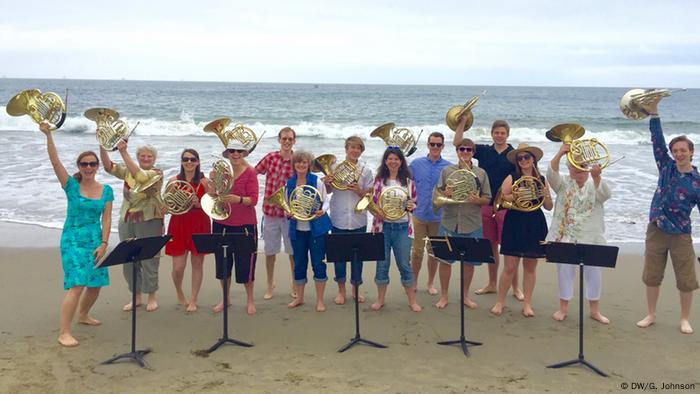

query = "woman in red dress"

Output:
[[165, 149, 211, 313]]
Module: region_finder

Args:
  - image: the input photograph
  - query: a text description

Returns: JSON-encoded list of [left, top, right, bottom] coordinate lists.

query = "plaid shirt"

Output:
[[255, 151, 294, 217]]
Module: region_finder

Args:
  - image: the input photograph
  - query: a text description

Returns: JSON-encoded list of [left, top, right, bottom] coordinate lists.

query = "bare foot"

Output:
[[290, 291, 298, 299], [522, 305, 535, 317], [475, 285, 496, 295], [263, 290, 273, 300], [680, 320, 693, 334], [435, 297, 449, 309], [334, 293, 346, 305], [370, 301, 384, 311], [58, 333, 79, 347], [186, 302, 198, 313], [409, 303, 422, 312], [427, 285, 438, 296], [176, 292, 187, 306], [354, 293, 366, 303], [636, 315, 656, 328], [316, 302, 326, 312], [490, 303, 503, 316], [552, 310, 567, 321], [512, 288, 525, 302], [146, 300, 158, 312], [212, 301, 230, 313], [287, 298, 304, 308], [463, 297, 478, 309], [590, 312, 610, 325], [77, 316, 101, 326], [247, 303, 257, 315], [122, 301, 142, 311]]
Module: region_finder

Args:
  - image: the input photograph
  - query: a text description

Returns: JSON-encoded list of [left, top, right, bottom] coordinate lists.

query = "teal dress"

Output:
[[60, 177, 114, 289]]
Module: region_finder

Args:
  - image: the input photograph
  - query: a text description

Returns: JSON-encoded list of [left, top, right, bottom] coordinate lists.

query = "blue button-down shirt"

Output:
[[649, 117, 700, 234], [410, 155, 452, 222]]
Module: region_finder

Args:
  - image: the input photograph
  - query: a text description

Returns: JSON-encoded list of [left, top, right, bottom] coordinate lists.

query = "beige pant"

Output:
[[118, 219, 164, 293]]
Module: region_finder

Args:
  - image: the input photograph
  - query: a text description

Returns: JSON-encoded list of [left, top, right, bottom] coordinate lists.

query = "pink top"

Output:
[[215, 166, 259, 227]]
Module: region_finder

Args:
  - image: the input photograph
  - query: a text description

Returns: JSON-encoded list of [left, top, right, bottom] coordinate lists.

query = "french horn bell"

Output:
[[201, 159, 234, 220], [620, 88, 686, 120], [355, 186, 410, 221], [546, 123, 609, 172], [84, 107, 133, 151], [445, 95, 479, 132], [265, 185, 323, 221], [313, 154, 361, 191], [204, 117, 265, 153], [370, 123, 422, 157], [6, 89, 67, 130]]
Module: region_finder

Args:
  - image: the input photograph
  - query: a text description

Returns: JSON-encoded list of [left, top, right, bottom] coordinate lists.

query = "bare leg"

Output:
[[436, 262, 451, 309], [289, 255, 297, 298], [680, 291, 694, 334], [521, 258, 537, 317], [411, 255, 422, 291], [264, 255, 275, 300], [476, 242, 499, 295], [146, 291, 158, 312], [462, 265, 477, 309], [171, 254, 188, 306], [491, 256, 519, 316], [59, 287, 84, 347], [511, 265, 524, 301], [426, 256, 439, 295], [371, 284, 387, 311], [315, 281, 326, 312], [405, 285, 422, 312], [187, 254, 204, 313], [288, 284, 305, 308], [123, 292, 142, 311], [351, 284, 364, 303], [77, 287, 102, 325], [589, 300, 609, 324], [244, 281, 256, 315], [212, 278, 232, 313], [636, 285, 659, 328], [552, 299, 568, 321], [335, 281, 346, 305]]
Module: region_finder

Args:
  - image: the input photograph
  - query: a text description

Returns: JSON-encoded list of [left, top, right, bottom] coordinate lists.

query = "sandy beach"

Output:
[[1, 222, 698, 393]]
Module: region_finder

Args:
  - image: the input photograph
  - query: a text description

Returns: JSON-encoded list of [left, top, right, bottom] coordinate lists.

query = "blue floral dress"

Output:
[[60, 177, 114, 289]]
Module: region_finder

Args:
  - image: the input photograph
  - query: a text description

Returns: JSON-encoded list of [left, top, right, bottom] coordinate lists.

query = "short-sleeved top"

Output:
[[409, 155, 452, 222], [109, 163, 165, 223], [474, 143, 515, 204], [328, 162, 374, 230], [437, 163, 491, 233], [215, 166, 259, 227], [255, 151, 294, 218]]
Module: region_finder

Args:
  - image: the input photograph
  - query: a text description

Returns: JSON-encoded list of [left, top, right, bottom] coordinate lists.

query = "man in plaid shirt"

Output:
[[256, 127, 296, 299]]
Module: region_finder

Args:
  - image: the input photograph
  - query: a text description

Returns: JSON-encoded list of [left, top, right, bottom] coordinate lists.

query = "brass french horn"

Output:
[[499, 176, 546, 212], [84, 107, 133, 151], [312, 154, 361, 190], [162, 180, 196, 215], [370, 123, 422, 157], [445, 95, 479, 132], [620, 88, 686, 120], [546, 123, 610, 172], [355, 185, 410, 221], [203, 117, 265, 153], [266, 185, 323, 221], [6, 89, 67, 130], [432, 168, 480, 210], [201, 160, 234, 220], [129, 170, 163, 194]]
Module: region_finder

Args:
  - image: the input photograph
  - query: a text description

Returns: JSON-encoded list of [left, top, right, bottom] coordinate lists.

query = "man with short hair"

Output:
[[255, 127, 296, 300], [454, 117, 523, 300], [409, 132, 452, 295]]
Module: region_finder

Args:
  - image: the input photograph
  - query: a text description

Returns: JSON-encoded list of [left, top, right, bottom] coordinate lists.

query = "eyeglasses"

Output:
[[457, 146, 474, 153], [79, 161, 99, 168], [226, 149, 246, 154], [429, 142, 444, 148], [516, 154, 532, 161], [181, 157, 198, 163], [280, 137, 295, 142]]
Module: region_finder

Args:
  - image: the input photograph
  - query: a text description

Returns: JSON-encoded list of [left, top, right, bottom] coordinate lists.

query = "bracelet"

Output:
[[101, 241, 108, 245], [239, 196, 244, 204]]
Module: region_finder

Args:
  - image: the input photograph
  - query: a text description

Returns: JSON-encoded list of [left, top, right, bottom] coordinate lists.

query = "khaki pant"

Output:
[[643, 223, 699, 292], [118, 219, 164, 293], [411, 216, 441, 261]]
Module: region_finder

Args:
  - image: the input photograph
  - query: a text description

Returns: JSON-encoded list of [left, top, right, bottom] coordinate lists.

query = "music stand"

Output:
[[325, 232, 387, 353], [193, 229, 255, 353], [428, 236, 494, 357], [96, 235, 171, 368], [544, 241, 618, 377]]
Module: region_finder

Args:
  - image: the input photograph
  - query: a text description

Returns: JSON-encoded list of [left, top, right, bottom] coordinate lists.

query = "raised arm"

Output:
[[99, 146, 114, 173], [41, 122, 69, 187], [547, 144, 567, 193], [452, 114, 470, 147], [116, 140, 140, 177]]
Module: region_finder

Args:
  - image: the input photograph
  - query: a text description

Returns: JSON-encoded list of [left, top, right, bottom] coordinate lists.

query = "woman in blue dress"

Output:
[[41, 122, 114, 347]]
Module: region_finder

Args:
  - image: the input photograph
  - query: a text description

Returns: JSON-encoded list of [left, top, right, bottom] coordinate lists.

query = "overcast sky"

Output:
[[1, 0, 699, 87]]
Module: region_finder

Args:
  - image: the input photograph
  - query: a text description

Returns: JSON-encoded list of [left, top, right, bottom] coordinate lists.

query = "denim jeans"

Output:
[[331, 225, 366, 285], [292, 230, 328, 285], [375, 222, 413, 287], [439, 225, 484, 266]]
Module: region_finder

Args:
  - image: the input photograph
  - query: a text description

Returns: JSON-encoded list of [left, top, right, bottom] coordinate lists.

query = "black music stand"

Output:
[[544, 241, 618, 377], [96, 235, 171, 368], [325, 232, 387, 353], [428, 236, 494, 357], [193, 230, 255, 353]]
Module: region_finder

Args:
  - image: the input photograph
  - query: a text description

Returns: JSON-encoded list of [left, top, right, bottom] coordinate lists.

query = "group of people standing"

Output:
[[42, 95, 698, 348]]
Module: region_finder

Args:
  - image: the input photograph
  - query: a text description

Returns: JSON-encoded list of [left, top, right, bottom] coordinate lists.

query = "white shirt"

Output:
[[328, 163, 374, 230], [296, 177, 331, 231]]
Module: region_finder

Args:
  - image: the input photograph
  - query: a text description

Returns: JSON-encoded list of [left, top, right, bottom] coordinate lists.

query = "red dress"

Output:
[[165, 179, 212, 256]]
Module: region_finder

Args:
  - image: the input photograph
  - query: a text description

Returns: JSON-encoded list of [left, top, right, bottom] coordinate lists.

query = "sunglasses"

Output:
[[181, 157, 198, 163], [457, 146, 474, 152], [79, 161, 99, 168], [516, 154, 533, 161], [226, 149, 246, 154], [429, 142, 444, 148]]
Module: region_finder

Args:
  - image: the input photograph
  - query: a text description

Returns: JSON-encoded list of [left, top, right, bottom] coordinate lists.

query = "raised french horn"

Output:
[[201, 160, 234, 220], [546, 123, 610, 172], [432, 168, 480, 210], [619, 88, 686, 120], [203, 117, 265, 153], [84, 107, 133, 151], [355, 185, 410, 221], [266, 185, 323, 221], [162, 180, 196, 215], [313, 154, 362, 190], [445, 95, 479, 132], [6, 89, 67, 130], [370, 123, 422, 157]]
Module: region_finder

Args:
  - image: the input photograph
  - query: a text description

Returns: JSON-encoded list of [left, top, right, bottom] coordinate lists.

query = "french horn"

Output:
[[129, 170, 163, 194], [312, 154, 361, 190], [445, 95, 479, 132], [546, 123, 610, 172], [201, 160, 234, 220], [84, 107, 133, 151], [203, 117, 265, 153], [355, 185, 410, 221], [370, 123, 422, 157], [266, 185, 323, 221], [162, 180, 196, 215], [619, 88, 686, 120], [432, 168, 480, 210], [6, 89, 67, 130], [499, 176, 547, 212]]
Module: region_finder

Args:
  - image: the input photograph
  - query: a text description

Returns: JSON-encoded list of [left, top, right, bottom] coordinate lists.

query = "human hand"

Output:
[[590, 164, 602, 178], [39, 121, 51, 135], [93, 243, 107, 262], [116, 140, 128, 152]]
